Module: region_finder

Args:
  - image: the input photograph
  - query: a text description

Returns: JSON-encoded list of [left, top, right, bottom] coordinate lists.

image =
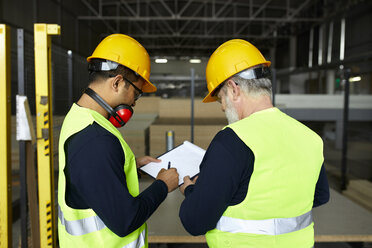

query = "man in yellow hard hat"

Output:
[[58, 34, 179, 248], [179, 39, 329, 247]]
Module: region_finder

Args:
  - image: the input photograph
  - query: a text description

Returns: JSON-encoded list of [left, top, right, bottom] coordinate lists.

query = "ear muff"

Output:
[[84, 88, 134, 127], [109, 105, 133, 128]]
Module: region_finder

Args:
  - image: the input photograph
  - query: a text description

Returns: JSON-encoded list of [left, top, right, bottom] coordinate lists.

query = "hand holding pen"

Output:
[[156, 161, 179, 192]]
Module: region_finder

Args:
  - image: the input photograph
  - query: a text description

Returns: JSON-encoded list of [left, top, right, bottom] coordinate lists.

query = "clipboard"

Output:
[[140, 141, 205, 185]]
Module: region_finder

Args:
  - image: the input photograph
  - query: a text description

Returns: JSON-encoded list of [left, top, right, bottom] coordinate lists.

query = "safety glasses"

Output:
[[212, 82, 225, 103], [122, 76, 143, 101]]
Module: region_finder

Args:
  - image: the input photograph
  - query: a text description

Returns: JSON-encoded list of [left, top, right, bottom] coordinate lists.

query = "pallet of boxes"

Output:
[[149, 98, 227, 157], [118, 97, 160, 158]]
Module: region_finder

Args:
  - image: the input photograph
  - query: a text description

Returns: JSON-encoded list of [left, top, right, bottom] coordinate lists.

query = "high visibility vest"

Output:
[[205, 108, 323, 248], [58, 104, 147, 248]]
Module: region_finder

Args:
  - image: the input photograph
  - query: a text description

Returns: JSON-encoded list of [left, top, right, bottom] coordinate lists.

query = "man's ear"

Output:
[[110, 74, 123, 92], [227, 79, 240, 101]]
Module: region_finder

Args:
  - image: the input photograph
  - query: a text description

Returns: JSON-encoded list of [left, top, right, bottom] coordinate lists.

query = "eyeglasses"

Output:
[[122, 76, 143, 101], [212, 83, 225, 103], [212, 80, 240, 103]]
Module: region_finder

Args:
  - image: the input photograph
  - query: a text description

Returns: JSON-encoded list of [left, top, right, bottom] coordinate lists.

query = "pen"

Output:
[[168, 161, 171, 169]]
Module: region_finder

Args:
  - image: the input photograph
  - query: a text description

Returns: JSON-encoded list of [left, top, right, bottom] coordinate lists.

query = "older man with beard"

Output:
[[178, 39, 330, 248]]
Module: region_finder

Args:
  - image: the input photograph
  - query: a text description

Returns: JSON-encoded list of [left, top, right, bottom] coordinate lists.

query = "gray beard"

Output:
[[224, 94, 240, 124]]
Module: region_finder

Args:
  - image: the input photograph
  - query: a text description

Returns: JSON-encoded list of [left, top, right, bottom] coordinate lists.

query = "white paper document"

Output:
[[140, 141, 206, 185]]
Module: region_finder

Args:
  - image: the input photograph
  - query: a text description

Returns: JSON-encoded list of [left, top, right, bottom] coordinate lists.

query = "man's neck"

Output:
[[77, 93, 109, 118], [240, 94, 274, 119]]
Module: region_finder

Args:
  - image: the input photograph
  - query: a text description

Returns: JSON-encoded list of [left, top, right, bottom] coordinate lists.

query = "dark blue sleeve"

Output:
[[66, 126, 168, 237], [313, 164, 330, 208], [179, 128, 254, 236]]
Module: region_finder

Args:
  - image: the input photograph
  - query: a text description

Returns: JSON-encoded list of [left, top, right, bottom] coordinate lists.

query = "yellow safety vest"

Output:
[[58, 104, 147, 248], [205, 108, 323, 248]]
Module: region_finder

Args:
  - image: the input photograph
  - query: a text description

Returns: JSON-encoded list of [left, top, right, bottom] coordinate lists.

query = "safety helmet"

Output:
[[87, 34, 156, 93], [203, 39, 271, 103]]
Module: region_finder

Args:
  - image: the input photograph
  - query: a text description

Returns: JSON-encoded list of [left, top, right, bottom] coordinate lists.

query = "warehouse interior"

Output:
[[1, 0, 372, 247]]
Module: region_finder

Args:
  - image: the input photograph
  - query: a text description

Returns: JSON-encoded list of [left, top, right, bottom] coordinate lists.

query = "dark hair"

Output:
[[88, 58, 140, 87]]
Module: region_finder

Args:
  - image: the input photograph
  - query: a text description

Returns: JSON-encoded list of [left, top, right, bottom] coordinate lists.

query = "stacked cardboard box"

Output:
[[119, 113, 158, 158], [133, 96, 160, 113], [118, 97, 161, 157], [149, 98, 226, 157], [158, 98, 224, 119], [149, 117, 226, 157]]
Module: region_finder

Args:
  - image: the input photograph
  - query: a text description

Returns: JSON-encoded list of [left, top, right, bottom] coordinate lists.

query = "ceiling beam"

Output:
[[159, 0, 175, 16], [118, 0, 137, 16], [178, 0, 193, 16], [80, 0, 116, 33], [149, 2, 177, 46], [101, 0, 293, 12], [178, 3, 204, 33], [150, 1, 175, 34], [116, 2, 146, 34], [263, 0, 315, 37], [77, 16, 321, 22], [214, 0, 233, 18], [235, 0, 272, 35]]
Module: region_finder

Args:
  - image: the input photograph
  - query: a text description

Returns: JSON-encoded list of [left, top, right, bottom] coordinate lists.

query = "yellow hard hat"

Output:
[[87, 34, 156, 93], [203, 39, 271, 103]]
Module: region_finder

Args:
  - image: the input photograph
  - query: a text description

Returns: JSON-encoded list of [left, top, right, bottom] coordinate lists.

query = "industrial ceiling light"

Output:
[[189, 58, 201, 64], [155, 58, 168, 63], [349, 76, 361, 82]]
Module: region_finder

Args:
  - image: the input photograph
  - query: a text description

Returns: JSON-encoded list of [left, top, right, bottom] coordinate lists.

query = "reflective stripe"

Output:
[[58, 205, 106, 236], [121, 229, 146, 248], [216, 211, 312, 235], [59, 205, 146, 247]]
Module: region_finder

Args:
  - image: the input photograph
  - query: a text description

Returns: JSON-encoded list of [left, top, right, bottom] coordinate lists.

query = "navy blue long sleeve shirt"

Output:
[[64, 122, 168, 237], [179, 127, 330, 236]]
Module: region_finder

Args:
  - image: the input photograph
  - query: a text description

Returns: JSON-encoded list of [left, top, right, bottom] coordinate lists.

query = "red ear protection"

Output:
[[84, 88, 134, 127], [109, 105, 133, 128]]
